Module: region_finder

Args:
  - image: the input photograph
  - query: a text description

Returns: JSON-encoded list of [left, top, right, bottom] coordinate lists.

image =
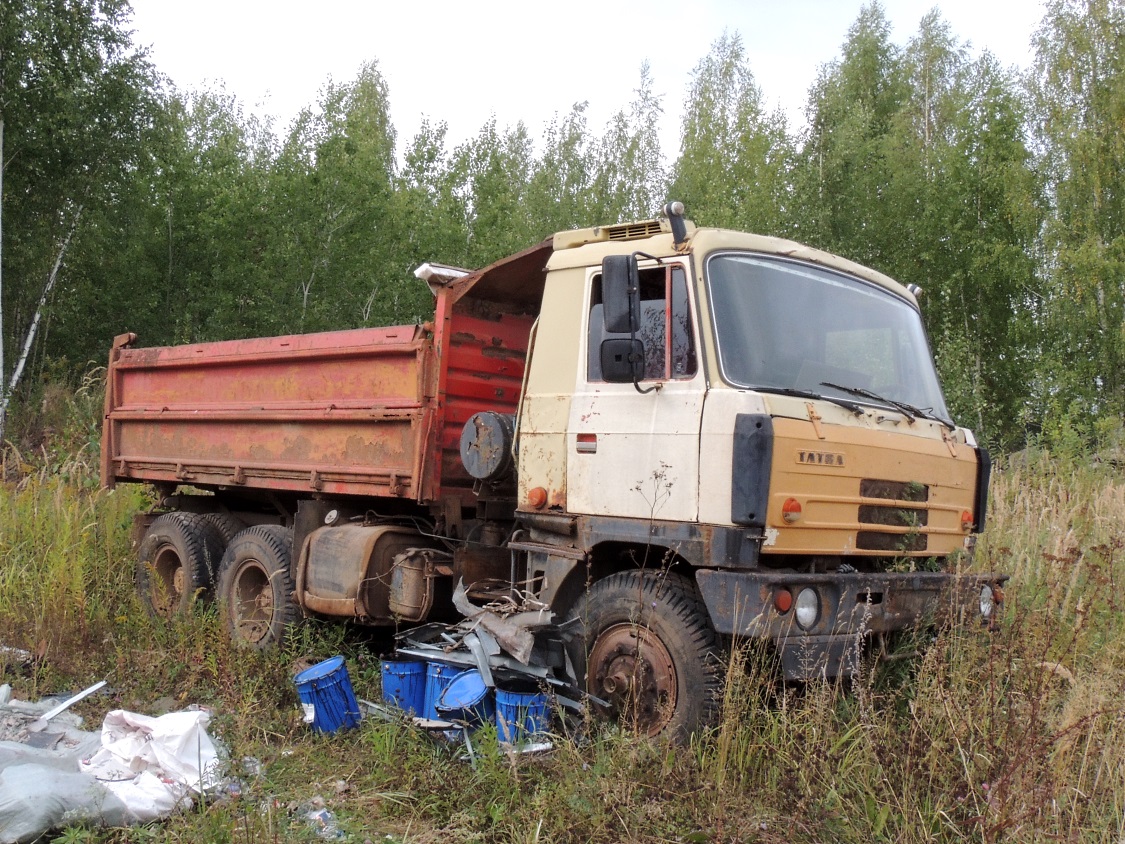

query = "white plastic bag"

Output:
[[79, 708, 222, 820]]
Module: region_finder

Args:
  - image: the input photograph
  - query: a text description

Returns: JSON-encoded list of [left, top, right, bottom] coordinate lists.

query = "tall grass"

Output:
[[688, 457, 1125, 842], [0, 457, 143, 650], [1, 435, 1124, 842]]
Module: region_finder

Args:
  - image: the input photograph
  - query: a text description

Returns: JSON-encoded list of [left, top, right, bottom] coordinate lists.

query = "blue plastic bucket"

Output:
[[436, 669, 494, 725], [495, 686, 550, 743], [423, 662, 457, 720], [381, 660, 426, 715], [294, 656, 361, 733]]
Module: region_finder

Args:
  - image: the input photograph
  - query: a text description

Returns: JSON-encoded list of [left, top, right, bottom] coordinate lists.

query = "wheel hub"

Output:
[[232, 560, 273, 644], [151, 544, 184, 616], [588, 622, 677, 735]]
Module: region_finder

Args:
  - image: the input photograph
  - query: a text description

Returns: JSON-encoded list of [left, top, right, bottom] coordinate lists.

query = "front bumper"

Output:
[[695, 568, 1007, 679]]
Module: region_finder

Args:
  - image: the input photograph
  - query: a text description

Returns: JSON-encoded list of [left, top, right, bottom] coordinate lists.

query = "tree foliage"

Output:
[[3, 1, 1123, 453], [672, 32, 793, 236], [0, 0, 156, 433], [793, 4, 1040, 447], [1032, 0, 1125, 440]]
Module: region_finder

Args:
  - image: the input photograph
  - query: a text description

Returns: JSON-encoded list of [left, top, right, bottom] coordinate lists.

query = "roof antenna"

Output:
[[663, 201, 687, 249]]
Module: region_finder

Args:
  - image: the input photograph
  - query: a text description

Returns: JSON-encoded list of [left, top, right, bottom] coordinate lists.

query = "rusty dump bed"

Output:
[[102, 243, 549, 504]]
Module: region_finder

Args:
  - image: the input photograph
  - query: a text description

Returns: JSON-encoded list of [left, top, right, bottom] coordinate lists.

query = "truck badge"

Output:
[[797, 450, 846, 467]]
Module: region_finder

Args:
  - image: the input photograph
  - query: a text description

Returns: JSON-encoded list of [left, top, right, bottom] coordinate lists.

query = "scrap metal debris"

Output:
[[393, 579, 586, 714]]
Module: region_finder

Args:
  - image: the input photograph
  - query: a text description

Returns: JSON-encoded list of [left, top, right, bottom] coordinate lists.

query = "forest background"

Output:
[[2, 0, 1124, 455]]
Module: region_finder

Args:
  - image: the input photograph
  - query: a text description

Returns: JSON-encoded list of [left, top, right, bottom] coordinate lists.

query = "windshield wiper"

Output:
[[819, 382, 954, 429], [761, 386, 864, 416]]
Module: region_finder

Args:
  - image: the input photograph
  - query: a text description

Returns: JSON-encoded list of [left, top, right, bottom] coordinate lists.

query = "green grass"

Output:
[[2, 441, 1125, 842]]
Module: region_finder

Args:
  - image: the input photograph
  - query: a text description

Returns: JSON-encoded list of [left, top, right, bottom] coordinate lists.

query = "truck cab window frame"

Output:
[[587, 263, 697, 382]]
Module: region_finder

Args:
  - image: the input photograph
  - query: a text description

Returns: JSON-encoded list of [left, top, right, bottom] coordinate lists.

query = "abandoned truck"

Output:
[[102, 203, 1004, 736]]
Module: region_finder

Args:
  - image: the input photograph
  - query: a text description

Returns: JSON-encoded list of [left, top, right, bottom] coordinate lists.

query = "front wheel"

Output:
[[566, 570, 722, 739], [216, 525, 299, 648]]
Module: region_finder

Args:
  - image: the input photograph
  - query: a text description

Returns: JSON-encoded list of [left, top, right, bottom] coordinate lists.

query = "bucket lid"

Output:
[[437, 669, 488, 710], [294, 655, 345, 683]]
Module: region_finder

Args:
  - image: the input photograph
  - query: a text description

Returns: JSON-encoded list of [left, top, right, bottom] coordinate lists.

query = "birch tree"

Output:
[[1032, 0, 1125, 444], [672, 32, 793, 237], [0, 0, 154, 438]]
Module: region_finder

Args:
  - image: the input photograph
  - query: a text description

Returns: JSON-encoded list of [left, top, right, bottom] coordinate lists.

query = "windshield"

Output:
[[705, 253, 951, 422]]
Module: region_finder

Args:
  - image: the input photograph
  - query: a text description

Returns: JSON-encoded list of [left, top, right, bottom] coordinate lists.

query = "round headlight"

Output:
[[795, 588, 820, 630], [979, 584, 994, 619]]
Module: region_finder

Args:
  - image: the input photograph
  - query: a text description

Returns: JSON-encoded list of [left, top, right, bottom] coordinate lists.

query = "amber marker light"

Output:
[[961, 510, 974, 531], [774, 589, 793, 614], [528, 487, 548, 509], [782, 498, 803, 523]]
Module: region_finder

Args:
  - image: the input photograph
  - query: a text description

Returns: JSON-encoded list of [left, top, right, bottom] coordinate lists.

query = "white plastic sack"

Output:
[[79, 709, 222, 820], [0, 762, 131, 843]]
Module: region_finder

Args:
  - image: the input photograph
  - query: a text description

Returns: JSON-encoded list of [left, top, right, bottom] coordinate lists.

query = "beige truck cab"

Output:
[[513, 205, 1000, 735]]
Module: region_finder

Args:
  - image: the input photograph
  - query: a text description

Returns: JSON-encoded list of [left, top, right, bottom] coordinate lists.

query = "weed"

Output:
[[5, 423, 1125, 840]]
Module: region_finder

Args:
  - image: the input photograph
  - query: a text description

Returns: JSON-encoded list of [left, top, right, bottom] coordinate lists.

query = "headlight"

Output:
[[795, 588, 820, 630], [979, 584, 994, 619]]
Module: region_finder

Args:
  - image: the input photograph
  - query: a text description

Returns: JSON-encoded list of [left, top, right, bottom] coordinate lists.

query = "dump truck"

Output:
[[102, 203, 1004, 736]]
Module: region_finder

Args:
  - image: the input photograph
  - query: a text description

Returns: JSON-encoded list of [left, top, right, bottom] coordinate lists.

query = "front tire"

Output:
[[217, 525, 299, 648], [567, 570, 722, 739], [136, 512, 225, 617]]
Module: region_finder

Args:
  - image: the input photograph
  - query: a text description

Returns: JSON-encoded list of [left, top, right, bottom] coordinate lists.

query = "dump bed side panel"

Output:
[[439, 310, 536, 497], [102, 325, 438, 501]]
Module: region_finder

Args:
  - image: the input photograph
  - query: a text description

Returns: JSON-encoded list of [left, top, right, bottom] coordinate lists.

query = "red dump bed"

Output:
[[102, 242, 549, 505], [102, 310, 535, 504]]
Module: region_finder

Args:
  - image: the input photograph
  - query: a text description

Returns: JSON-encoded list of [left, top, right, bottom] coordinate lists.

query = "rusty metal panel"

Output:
[[438, 310, 535, 500], [105, 325, 440, 501]]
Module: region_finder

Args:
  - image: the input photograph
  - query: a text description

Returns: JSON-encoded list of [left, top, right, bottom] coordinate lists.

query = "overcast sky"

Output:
[[128, 1, 1046, 157]]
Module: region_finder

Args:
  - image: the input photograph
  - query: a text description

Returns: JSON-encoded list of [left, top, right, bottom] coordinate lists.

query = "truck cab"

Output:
[[509, 209, 997, 733]]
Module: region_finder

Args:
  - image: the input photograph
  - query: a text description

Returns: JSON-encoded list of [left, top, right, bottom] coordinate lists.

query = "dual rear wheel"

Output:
[[135, 512, 225, 616], [136, 514, 298, 648]]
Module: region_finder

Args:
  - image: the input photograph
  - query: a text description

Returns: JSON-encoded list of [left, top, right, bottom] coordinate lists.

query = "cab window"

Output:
[[587, 264, 696, 381]]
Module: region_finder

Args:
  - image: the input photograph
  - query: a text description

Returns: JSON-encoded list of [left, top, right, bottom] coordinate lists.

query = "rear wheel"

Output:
[[217, 525, 299, 648], [201, 511, 244, 546], [136, 512, 225, 617], [567, 570, 722, 739]]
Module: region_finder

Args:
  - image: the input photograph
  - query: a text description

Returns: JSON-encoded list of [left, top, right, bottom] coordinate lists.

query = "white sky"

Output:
[[128, 0, 1045, 157]]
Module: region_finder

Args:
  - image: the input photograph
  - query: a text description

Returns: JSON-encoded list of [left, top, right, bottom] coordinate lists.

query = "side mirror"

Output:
[[600, 338, 645, 383], [602, 255, 640, 334]]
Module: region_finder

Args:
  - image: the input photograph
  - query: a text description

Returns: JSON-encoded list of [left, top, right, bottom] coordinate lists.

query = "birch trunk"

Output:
[[0, 208, 81, 429]]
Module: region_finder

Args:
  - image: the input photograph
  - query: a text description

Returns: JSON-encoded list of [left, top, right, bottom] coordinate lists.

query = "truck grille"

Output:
[[856, 479, 929, 552]]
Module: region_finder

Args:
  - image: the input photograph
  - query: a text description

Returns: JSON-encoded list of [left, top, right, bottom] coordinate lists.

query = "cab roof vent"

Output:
[[553, 217, 696, 250], [606, 219, 664, 240]]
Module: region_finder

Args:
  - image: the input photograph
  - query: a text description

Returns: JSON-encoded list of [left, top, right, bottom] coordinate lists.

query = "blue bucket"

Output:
[[381, 660, 426, 715], [436, 669, 494, 725], [422, 662, 457, 720], [294, 656, 361, 733], [495, 686, 550, 743]]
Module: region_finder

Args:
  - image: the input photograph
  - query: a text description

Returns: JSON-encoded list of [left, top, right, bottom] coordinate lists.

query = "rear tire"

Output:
[[202, 511, 244, 546], [136, 512, 225, 617], [566, 570, 722, 739], [217, 525, 299, 648]]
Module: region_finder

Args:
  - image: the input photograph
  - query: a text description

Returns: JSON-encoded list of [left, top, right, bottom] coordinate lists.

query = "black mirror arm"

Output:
[[626, 317, 657, 395], [628, 252, 662, 394]]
